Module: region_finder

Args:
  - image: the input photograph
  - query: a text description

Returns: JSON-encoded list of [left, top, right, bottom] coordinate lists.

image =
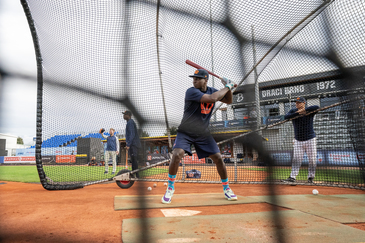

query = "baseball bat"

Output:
[[125, 149, 128, 169], [185, 60, 221, 79], [185, 59, 237, 88]]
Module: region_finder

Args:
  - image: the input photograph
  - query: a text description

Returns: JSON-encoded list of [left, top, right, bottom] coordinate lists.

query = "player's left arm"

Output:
[[306, 105, 320, 114], [306, 105, 319, 112], [99, 128, 108, 139], [200, 77, 235, 104], [284, 108, 299, 119], [219, 89, 233, 104], [219, 77, 236, 104], [200, 87, 231, 103]]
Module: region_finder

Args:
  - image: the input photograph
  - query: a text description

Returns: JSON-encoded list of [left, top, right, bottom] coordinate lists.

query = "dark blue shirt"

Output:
[[126, 119, 141, 148], [178, 86, 218, 136], [106, 136, 118, 151], [284, 105, 319, 141]]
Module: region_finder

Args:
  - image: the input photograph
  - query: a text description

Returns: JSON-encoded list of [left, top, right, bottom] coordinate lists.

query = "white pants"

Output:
[[290, 138, 317, 179], [104, 151, 117, 173]]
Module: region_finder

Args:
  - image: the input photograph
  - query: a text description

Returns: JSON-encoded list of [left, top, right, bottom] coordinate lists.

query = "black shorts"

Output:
[[173, 132, 220, 159]]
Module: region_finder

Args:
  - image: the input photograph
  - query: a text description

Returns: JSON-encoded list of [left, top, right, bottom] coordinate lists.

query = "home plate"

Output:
[[161, 209, 201, 217]]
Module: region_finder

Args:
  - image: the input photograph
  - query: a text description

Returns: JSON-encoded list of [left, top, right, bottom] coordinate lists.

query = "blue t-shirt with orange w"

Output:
[[177, 86, 218, 136]]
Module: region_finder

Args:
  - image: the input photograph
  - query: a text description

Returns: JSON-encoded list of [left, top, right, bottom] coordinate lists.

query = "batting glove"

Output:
[[221, 77, 233, 85], [225, 83, 234, 90], [221, 77, 235, 90]]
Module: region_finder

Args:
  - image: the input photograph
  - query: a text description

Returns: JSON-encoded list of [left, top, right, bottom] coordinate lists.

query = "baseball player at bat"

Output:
[[282, 97, 319, 184], [162, 69, 238, 204], [100, 128, 119, 175]]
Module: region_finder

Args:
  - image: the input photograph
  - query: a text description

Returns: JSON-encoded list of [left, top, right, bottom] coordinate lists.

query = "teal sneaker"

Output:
[[161, 187, 175, 204], [224, 188, 238, 201]]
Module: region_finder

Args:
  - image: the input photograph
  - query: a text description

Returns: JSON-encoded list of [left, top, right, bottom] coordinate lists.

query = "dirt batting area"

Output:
[[1, 180, 365, 243]]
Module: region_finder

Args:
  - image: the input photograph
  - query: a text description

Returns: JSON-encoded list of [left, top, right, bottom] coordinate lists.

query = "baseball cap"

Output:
[[122, 110, 132, 116], [189, 69, 209, 79], [295, 97, 306, 103]]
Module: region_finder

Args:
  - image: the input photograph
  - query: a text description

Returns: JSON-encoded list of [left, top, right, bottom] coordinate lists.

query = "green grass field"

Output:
[[242, 167, 364, 184], [1, 165, 362, 185], [0, 165, 168, 183], [0, 165, 40, 183]]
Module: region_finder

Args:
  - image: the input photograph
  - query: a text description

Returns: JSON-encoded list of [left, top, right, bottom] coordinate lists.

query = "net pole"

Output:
[[156, 0, 172, 150], [251, 25, 261, 133], [209, 0, 217, 122], [123, 2, 149, 242], [237, 0, 333, 87], [20, 0, 81, 190], [212, 0, 333, 117]]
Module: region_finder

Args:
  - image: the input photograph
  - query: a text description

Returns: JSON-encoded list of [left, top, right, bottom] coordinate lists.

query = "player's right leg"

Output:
[[306, 138, 317, 183], [283, 139, 304, 182], [111, 151, 117, 174], [162, 132, 193, 204], [129, 146, 138, 171], [104, 151, 111, 174], [161, 148, 184, 204], [291, 140, 305, 178]]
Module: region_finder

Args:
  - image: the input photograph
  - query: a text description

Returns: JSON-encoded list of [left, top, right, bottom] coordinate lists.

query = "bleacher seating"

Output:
[[35, 132, 119, 148], [313, 111, 353, 150]]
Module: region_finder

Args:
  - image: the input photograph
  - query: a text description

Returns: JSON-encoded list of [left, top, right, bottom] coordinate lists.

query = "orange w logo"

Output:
[[201, 103, 214, 114]]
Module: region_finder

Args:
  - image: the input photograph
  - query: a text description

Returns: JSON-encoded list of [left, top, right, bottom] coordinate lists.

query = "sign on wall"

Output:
[[1, 156, 36, 164], [219, 142, 234, 158], [233, 79, 348, 105]]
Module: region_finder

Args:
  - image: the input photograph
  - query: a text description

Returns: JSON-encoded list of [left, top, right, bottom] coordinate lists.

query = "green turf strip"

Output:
[[241, 167, 364, 184], [0, 165, 361, 184], [43, 166, 168, 182], [0, 165, 168, 183], [0, 165, 40, 183]]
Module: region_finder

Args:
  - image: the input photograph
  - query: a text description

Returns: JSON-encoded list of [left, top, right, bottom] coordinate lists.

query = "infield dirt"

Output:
[[1, 181, 364, 242]]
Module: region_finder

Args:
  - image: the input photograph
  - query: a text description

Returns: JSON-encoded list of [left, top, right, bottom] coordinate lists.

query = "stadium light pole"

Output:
[[209, 0, 217, 122], [288, 93, 292, 110], [251, 25, 261, 133]]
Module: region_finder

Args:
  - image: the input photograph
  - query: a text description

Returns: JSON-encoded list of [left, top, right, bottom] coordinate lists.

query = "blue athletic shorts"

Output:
[[173, 132, 220, 159]]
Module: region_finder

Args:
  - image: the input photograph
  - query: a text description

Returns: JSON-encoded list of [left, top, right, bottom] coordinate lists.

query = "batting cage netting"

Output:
[[20, 0, 364, 190]]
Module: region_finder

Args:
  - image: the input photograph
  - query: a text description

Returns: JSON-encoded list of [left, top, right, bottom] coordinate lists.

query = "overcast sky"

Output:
[[0, 0, 37, 145]]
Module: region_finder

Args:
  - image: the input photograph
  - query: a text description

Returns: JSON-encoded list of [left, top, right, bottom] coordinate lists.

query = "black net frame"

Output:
[[9, 1, 364, 242], [17, 0, 365, 192]]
